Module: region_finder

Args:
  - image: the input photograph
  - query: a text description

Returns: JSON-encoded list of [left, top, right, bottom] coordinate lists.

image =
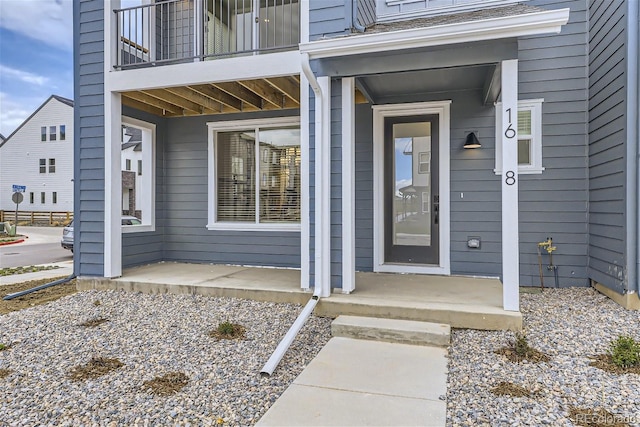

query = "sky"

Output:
[[0, 0, 73, 137]]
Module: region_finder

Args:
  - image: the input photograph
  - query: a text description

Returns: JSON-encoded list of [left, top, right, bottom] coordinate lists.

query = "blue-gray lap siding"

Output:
[[161, 111, 301, 268], [74, 0, 106, 276], [310, 0, 590, 288], [587, 0, 628, 293]]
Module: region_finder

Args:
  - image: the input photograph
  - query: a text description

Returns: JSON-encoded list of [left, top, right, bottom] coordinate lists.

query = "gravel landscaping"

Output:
[[447, 287, 640, 427], [0, 290, 332, 426]]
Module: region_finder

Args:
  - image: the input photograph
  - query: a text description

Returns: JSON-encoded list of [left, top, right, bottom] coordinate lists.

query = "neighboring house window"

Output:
[[41, 126, 47, 142], [29, 192, 34, 204], [52, 192, 57, 204], [121, 117, 156, 232], [60, 125, 66, 141], [49, 158, 56, 173], [41, 192, 45, 204], [49, 126, 56, 141], [39, 159, 46, 173], [495, 99, 544, 174], [207, 118, 301, 230]]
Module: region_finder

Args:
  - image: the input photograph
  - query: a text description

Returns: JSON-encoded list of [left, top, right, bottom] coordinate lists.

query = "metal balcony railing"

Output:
[[114, 0, 300, 70]]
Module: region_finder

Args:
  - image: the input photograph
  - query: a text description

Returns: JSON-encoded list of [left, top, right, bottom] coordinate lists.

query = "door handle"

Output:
[[433, 194, 439, 225]]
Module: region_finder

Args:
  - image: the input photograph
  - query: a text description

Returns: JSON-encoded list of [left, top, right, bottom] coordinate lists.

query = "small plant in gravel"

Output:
[[78, 317, 109, 327], [568, 406, 630, 427], [0, 368, 11, 379], [590, 335, 640, 375], [142, 371, 189, 395], [495, 332, 550, 363], [93, 299, 101, 306], [609, 335, 640, 369], [68, 357, 124, 381], [0, 343, 10, 351], [209, 321, 246, 340], [490, 381, 532, 398]]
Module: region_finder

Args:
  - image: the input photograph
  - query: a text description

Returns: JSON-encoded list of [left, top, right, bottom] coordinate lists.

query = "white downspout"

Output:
[[260, 54, 327, 376]]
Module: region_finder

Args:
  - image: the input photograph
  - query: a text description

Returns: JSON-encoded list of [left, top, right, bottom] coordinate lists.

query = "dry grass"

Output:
[[589, 354, 640, 375], [490, 381, 532, 398], [495, 346, 550, 363], [0, 277, 77, 315], [142, 372, 189, 395], [568, 407, 630, 427], [78, 317, 109, 327], [68, 357, 124, 381], [0, 369, 11, 379]]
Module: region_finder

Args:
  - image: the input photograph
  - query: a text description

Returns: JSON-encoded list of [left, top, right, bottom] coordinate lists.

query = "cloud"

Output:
[[0, 93, 43, 137], [0, 0, 73, 51], [0, 65, 49, 86]]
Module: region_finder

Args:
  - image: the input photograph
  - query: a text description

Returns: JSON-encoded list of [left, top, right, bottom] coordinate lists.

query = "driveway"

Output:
[[0, 226, 72, 268]]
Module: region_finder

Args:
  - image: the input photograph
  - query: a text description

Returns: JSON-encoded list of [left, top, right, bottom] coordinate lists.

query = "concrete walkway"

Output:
[[257, 337, 448, 426], [0, 261, 73, 286]]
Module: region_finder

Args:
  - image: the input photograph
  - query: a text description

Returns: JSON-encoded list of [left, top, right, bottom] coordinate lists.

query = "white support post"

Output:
[[300, 73, 310, 290], [314, 76, 331, 297], [501, 59, 519, 311], [341, 77, 356, 294], [104, 92, 123, 278]]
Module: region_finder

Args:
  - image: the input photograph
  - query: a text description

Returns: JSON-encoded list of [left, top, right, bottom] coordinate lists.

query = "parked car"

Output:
[[61, 216, 142, 252]]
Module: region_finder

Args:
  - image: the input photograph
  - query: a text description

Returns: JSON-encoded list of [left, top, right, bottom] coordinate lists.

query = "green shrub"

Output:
[[608, 335, 640, 369]]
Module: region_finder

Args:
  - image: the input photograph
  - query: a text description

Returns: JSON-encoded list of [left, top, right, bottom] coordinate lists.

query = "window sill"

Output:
[[207, 222, 301, 232], [494, 167, 545, 175], [122, 224, 155, 233]]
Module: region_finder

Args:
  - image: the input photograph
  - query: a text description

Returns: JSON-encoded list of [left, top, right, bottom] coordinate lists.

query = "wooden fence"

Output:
[[0, 211, 73, 226]]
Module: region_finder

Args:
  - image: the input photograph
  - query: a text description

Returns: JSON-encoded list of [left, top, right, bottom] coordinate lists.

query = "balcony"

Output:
[[114, 0, 300, 70]]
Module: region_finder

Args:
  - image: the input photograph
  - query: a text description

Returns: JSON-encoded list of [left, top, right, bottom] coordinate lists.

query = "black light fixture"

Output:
[[463, 132, 481, 149]]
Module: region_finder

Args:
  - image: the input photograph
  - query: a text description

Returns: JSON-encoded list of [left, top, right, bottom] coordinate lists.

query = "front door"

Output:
[[384, 115, 439, 264]]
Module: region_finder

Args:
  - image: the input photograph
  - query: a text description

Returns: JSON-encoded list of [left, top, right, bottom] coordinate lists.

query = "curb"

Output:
[[0, 238, 25, 247]]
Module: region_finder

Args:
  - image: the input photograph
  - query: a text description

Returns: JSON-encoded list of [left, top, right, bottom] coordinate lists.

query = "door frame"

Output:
[[372, 101, 451, 275]]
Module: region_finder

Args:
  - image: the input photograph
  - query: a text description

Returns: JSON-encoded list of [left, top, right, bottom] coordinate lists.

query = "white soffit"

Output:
[[299, 9, 570, 59]]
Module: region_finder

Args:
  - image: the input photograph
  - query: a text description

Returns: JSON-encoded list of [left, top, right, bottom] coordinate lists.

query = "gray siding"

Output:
[[310, 0, 349, 41], [121, 107, 166, 268], [162, 111, 301, 268], [587, 0, 628, 293], [74, 0, 105, 276], [357, 0, 376, 27]]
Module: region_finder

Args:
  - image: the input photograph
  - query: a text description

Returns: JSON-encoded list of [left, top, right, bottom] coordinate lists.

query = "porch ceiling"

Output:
[[121, 75, 368, 117], [121, 75, 303, 117]]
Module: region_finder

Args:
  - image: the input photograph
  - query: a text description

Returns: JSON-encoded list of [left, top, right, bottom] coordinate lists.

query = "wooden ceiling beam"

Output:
[[122, 91, 184, 115], [164, 86, 223, 114], [264, 76, 300, 104], [238, 79, 284, 109], [212, 82, 263, 109], [122, 95, 176, 117], [188, 84, 244, 112], [141, 88, 208, 114]]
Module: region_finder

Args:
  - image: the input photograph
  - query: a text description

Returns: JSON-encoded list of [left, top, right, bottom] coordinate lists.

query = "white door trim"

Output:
[[372, 101, 451, 275]]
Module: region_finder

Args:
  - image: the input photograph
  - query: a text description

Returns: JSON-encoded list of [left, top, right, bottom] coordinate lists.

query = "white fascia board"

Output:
[[300, 9, 570, 59], [107, 50, 302, 92]]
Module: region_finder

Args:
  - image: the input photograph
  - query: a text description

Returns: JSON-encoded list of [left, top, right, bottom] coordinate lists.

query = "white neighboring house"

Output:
[[0, 95, 74, 213]]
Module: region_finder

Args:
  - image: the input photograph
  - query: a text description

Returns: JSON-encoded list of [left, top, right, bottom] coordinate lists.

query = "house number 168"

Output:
[[504, 108, 516, 139]]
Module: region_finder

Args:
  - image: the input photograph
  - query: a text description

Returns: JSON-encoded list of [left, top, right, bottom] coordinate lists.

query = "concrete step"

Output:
[[331, 315, 451, 347]]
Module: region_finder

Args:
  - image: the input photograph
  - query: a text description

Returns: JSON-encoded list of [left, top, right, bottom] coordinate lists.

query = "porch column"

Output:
[[104, 92, 123, 278], [341, 77, 356, 293], [501, 59, 519, 311], [314, 76, 332, 297]]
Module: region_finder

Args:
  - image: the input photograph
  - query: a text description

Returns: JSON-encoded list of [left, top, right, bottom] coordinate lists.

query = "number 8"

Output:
[[505, 171, 516, 186]]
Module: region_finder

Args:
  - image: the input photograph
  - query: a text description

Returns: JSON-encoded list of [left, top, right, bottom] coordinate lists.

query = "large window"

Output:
[[49, 158, 56, 173], [39, 159, 46, 173], [495, 99, 544, 174], [60, 125, 66, 141], [208, 118, 301, 230]]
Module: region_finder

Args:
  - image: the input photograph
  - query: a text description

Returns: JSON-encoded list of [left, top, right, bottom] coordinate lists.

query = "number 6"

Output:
[[504, 123, 516, 139]]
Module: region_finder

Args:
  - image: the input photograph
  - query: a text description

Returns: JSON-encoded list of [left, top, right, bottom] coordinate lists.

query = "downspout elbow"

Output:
[[301, 53, 321, 98], [352, 0, 366, 33]]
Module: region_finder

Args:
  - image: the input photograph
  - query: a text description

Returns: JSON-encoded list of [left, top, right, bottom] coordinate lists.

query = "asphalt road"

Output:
[[0, 226, 73, 268]]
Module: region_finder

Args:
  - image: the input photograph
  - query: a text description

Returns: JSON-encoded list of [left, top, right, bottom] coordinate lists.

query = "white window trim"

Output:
[[494, 99, 544, 175], [121, 116, 156, 233], [372, 101, 451, 275], [206, 117, 301, 232]]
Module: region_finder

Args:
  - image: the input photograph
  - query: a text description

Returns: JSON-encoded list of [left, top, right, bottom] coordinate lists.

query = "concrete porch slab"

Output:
[[77, 262, 522, 331], [331, 315, 451, 346]]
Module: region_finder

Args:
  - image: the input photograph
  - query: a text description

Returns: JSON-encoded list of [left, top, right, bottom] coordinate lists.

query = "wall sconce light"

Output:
[[464, 132, 481, 149]]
